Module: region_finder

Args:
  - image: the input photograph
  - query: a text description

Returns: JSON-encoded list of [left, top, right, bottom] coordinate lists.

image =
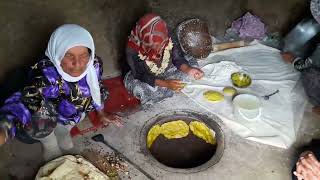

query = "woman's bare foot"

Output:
[[312, 106, 320, 116]]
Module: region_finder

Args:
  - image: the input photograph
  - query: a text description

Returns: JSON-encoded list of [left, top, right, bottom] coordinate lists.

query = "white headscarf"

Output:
[[45, 24, 101, 107]]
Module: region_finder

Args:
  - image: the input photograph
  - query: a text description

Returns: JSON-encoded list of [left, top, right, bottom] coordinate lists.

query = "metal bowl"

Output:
[[176, 18, 212, 59], [231, 72, 252, 88]]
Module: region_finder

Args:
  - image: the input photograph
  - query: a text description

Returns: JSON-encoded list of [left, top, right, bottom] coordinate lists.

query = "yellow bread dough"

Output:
[[147, 120, 217, 148], [147, 124, 161, 148], [161, 120, 189, 139], [223, 87, 237, 96], [189, 121, 216, 145], [203, 90, 224, 102]]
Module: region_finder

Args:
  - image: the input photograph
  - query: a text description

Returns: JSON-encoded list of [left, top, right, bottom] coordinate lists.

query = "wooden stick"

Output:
[[212, 40, 248, 52]]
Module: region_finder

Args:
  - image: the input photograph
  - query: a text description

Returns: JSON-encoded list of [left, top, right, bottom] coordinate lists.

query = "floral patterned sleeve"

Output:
[[0, 59, 51, 139]]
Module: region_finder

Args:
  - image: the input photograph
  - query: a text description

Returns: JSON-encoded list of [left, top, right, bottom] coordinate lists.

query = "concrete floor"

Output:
[[1, 93, 319, 180]]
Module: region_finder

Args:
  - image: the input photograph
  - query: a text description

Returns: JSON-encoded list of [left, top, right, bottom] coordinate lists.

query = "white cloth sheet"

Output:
[[182, 42, 307, 148]]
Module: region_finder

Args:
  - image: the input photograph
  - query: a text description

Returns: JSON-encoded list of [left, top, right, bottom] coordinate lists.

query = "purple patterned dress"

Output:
[[0, 56, 107, 140]]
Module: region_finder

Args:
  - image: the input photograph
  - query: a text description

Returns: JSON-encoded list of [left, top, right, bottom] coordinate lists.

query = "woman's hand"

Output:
[[179, 64, 204, 80], [281, 52, 295, 64], [97, 111, 123, 127], [155, 79, 184, 92], [293, 151, 320, 180], [187, 67, 204, 80]]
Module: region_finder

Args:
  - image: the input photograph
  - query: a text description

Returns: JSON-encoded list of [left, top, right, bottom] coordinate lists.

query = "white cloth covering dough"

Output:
[[35, 155, 109, 180], [182, 42, 307, 148]]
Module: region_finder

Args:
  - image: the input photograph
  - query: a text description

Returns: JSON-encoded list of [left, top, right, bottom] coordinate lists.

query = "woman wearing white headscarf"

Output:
[[0, 24, 122, 160]]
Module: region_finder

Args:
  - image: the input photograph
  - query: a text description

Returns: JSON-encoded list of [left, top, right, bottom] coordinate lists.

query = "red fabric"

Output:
[[127, 13, 169, 61], [102, 76, 140, 113], [70, 76, 140, 137]]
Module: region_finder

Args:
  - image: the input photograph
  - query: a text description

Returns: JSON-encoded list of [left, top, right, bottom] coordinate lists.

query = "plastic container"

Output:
[[233, 94, 262, 122]]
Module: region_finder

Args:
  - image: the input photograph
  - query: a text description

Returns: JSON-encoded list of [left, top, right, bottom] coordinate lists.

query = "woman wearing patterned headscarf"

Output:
[[287, 1, 320, 179], [281, 0, 320, 116], [124, 13, 204, 106], [0, 24, 122, 160]]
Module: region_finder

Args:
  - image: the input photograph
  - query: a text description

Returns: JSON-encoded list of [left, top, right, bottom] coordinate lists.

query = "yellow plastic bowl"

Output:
[[231, 72, 252, 88]]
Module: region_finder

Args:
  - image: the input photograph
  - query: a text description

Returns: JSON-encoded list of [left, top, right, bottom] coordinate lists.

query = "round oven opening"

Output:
[[140, 110, 224, 173]]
